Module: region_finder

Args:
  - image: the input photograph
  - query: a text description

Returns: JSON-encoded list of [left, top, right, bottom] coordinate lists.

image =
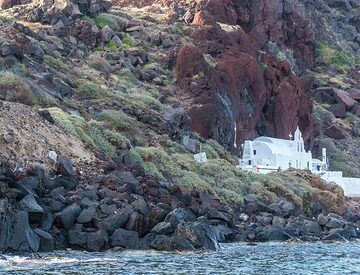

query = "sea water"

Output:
[[1, 242, 360, 274]]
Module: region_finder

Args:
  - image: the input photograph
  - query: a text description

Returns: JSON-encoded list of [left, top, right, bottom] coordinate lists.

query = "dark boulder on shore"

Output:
[[0, 159, 359, 254]]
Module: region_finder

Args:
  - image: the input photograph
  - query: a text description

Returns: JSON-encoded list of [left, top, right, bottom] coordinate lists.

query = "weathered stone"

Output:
[[150, 222, 174, 235], [100, 25, 114, 43], [317, 213, 329, 226], [34, 228, 54, 252], [256, 226, 291, 242], [56, 155, 74, 177], [87, 230, 108, 251], [54, 204, 81, 229], [175, 222, 219, 251], [77, 207, 96, 223], [69, 230, 88, 248], [102, 209, 132, 232], [131, 195, 150, 216], [302, 220, 322, 236], [110, 228, 140, 249], [164, 208, 197, 225]]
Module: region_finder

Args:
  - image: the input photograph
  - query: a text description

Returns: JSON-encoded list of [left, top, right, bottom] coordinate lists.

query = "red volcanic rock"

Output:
[[176, 0, 314, 149], [347, 88, 360, 101], [176, 44, 205, 88], [334, 89, 357, 109], [0, 0, 31, 9], [325, 124, 349, 140], [352, 104, 360, 117], [193, 0, 238, 26]]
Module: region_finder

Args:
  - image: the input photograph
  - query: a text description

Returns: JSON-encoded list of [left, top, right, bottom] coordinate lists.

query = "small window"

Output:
[[307, 162, 310, 169], [248, 160, 252, 165], [253, 150, 257, 155]]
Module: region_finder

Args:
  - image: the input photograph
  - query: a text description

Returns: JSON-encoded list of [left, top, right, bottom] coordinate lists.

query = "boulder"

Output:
[[53, 78, 73, 98], [181, 135, 197, 153], [56, 156, 73, 177], [149, 234, 195, 251], [101, 209, 132, 232], [100, 26, 114, 43], [302, 220, 322, 236], [334, 89, 357, 109], [69, 230, 88, 248], [87, 230, 108, 251], [34, 228, 54, 252], [125, 212, 150, 237], [131, 195, 150, 216], [110, 228, 140, 249], [2, 210, 40, 252], [175, 222, 220, 251], [256, 226, 291, 241], [330, 103, 346, 118], [164, 208, 197, 225], [324, 124, 348, 140], [150, 222, 175, 235], [213, 224, 235, 242], [325, 217, 345, 229], [148, 203, 172, 227], [347, 88, 360, 101], [272, 216, 286, 228], [54, 203, 81, 229], [19, 194, 44, 223], [77, 207, 96, 223], [317, 213, 329, 226], [322, 233, 348, 242]]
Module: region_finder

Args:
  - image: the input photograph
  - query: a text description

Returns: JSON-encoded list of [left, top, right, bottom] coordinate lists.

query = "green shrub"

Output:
[[107, 40, 120, 52], [82, 16, 95, 26], [121, 33, 136, 49], [312, 105, 334, 129], [99, 109, 136, 131], [88, 54, 111, 73], [0, 71, 32, 105], [127, 93, 163, 111], [89, 125, 117, 156], [47, 107, 94, 146], [316, 41, 360, 73], [330, 150, 359, 177], [44, 55, 71, 74], [103, 130, 128, 149], [32, 97, 57, 107], [95, 13, 119, 30], [78, 82, 107, 99]]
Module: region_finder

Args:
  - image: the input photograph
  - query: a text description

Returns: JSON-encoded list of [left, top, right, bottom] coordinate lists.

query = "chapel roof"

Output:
[[253, 137, 294, 156]]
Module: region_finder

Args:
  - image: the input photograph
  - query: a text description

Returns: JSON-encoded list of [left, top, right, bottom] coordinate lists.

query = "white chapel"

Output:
[[239, 127, 326, 174]]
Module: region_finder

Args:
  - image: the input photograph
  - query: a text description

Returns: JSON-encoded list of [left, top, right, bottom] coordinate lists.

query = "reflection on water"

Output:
[[1, 242, 360, 274]]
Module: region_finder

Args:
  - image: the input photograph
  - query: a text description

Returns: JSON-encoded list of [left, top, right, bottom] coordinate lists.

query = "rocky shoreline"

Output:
[[0, 157, 359, 254], [0, 0, 359, 255]]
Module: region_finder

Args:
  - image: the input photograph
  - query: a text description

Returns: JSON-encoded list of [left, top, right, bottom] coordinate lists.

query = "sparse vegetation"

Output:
[[121, 33, 136, 49], [312, 104, 335, 134], [0, 71, 32, 105], [99, 109, 136, 131], [88, 54, 111, 73], [78, 82, 107, 99], [44, 55, 71, 74], [95, 13, 119, 30], [315, 41, 360, 73]]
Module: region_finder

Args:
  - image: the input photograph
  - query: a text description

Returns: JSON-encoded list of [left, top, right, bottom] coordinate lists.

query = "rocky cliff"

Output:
[[0, 0, 359, 253]]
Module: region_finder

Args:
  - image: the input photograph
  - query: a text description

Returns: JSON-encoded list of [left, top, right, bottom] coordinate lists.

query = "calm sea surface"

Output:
[[1, 242, 360, 274]]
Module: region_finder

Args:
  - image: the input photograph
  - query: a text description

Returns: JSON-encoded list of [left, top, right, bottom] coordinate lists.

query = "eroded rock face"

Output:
[[0, 0, 111, 16], [176, 0, 314, 150]]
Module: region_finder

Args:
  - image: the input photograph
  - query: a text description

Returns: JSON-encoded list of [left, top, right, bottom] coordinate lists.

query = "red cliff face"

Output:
[[176, 0, 314, 150]]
